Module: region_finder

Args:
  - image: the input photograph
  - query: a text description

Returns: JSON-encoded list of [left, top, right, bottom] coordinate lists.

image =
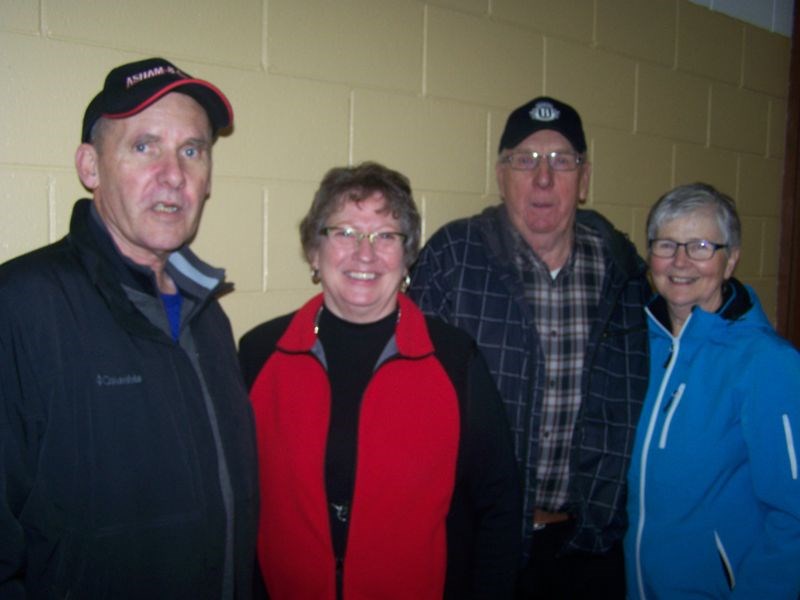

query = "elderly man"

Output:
[[409, 97, 650, 598], [0, 58, 257, 599]]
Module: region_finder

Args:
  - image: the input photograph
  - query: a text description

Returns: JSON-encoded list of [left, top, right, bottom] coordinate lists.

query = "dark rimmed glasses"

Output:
[[648, 239, 728, 261]]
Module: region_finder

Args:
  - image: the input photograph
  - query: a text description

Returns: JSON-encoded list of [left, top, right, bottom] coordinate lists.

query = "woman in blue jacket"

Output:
[[625, 183, 800, 599]]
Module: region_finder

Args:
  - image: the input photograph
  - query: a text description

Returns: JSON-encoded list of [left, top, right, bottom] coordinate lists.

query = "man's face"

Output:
[[76, 92, 213, 270], [495, 129, 590, 246]]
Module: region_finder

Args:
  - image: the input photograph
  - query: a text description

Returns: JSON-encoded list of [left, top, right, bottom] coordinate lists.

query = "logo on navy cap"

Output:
[[529, 101, 560, 122]]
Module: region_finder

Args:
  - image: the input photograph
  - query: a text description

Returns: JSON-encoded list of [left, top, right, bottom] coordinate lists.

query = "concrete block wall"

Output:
[[0, 0, 790, 338]]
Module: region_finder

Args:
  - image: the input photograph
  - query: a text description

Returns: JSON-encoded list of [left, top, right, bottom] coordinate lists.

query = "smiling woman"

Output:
[[309, 194, 407, 323], [297, 162, 419, 323], [625, 183, 800, 599], [644, 184, 740, 335], [238, 161, 522, 600], [647, 208, 738, 335]]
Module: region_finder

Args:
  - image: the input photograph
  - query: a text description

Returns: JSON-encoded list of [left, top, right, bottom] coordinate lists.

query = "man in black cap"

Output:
[[0, 58, 257, 599], [409, 97, 650, 598]]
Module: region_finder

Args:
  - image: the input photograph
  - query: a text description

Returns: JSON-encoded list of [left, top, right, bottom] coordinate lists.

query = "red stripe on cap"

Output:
[[102, 78, 233, 128]]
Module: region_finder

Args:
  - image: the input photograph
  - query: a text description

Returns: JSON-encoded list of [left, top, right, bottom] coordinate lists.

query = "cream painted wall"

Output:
[[0, 0, 790, 339]]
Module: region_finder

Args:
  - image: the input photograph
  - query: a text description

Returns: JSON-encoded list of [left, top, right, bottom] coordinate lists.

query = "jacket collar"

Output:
[[67, 199, 229, 342], [477, 204, 647, 282], [647, 277, 755, 337], [69, 199, 229, 302], [277, 292, 435, 359]]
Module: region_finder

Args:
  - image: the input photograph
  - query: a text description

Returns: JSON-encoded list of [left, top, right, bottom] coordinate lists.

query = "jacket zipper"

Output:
[[335, 556, 344, 600], [330, 349, 403, 598], [331, 357, 393, 600], [634, 335, 680, 600]]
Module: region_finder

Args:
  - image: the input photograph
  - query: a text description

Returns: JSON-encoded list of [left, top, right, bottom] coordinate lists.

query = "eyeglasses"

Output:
[[320, 226, 407, 252], [648, 239, 729, 261], [500, 151, 584, 172]]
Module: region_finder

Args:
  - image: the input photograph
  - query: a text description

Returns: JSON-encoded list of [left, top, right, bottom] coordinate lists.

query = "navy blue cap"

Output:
[[498, 96, 586, 154]]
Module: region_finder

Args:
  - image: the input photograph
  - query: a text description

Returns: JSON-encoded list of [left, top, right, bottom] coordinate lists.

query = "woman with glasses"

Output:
[[625, 182, 800, 599], [238, 162, 521, 599]]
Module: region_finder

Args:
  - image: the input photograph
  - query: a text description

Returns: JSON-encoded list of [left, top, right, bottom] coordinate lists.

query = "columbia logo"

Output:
[[96, 374, 143, 386]]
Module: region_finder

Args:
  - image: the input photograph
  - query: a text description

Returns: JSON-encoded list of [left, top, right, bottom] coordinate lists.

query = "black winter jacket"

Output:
[[0, 200, 258, 599]]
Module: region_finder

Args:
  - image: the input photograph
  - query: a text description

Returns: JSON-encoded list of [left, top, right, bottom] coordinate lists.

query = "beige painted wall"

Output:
[[1, 0, 790, 339]]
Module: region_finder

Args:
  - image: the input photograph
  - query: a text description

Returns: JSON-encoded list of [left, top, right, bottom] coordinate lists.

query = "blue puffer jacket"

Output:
[[626, 279, 800, 599]]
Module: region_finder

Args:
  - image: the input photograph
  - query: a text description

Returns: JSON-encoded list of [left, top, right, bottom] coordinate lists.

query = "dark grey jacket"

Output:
[[409, 205, 650, 556], [0, 200, 258, 599]]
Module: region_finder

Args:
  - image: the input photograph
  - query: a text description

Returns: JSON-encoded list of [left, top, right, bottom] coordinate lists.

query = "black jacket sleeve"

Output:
[[238, 312, 294, 391], [238, 314, 296, 600], [461, 349, 522, 599], [427, 318, 522, 599], [0, 300, 38, 599]]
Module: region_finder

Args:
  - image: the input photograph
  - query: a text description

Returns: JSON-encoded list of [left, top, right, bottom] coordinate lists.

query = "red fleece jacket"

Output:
[[250, 294, 460, 599]]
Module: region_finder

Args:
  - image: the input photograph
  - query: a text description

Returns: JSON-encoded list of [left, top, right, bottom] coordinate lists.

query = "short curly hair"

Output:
[[299, 162, 421, 268]]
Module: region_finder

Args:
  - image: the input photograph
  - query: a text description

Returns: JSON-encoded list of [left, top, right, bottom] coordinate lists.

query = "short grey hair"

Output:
[[88, 117, 110, 151], [647, 182, 741, 250], [299, 162, 421, 268]]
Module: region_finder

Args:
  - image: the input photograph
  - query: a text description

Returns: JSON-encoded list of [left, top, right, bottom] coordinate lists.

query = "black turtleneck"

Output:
[[317, 306, 397, 559]]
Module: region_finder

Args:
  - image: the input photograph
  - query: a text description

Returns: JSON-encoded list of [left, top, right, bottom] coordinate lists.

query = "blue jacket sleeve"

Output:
[[733, 340, 800, 599]]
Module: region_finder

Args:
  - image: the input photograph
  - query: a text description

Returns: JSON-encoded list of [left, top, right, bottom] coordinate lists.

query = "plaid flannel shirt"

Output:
[[409, 204, 650, 556], [513, 223, 605, 512]]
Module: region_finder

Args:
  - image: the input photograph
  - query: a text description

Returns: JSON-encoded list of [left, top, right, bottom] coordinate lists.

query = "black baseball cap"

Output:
[[498, 96, 586, 154], [81, 57, 233, 142]]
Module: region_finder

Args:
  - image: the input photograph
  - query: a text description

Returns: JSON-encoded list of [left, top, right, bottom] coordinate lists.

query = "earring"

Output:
[[400, 273, 411, 293], [311, 269, 321, 284]]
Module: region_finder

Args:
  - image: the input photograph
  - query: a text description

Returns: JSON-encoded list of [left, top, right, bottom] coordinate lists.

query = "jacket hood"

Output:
[[475, 204, 647, 281], [647, 277, 769, 340]]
